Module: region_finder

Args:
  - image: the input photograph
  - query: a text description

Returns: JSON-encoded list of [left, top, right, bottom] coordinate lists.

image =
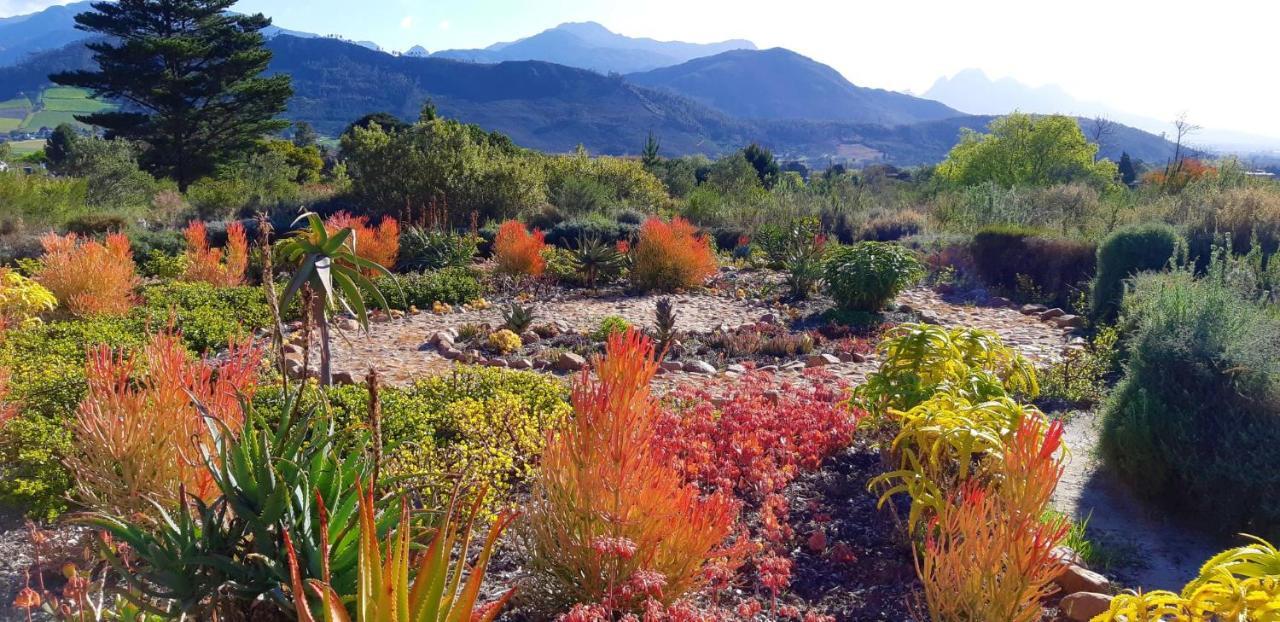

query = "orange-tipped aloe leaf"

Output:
[[284, 530, 319, 622], [444, 510, 518, 622], [305, 579, 352, 622]]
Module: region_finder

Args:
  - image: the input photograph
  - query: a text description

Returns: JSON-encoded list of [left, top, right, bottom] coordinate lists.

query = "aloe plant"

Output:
[[502, 301, 536, 334], [571, 234, 625, 288]]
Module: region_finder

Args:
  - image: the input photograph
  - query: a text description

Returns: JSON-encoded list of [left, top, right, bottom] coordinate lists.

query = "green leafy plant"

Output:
[[375, 267, 482, 310], [823, 242, 923, 313], [502, 302, 536, 333], [570, 235, 626, 288], [592, 315, 630, 342], [1090, 222, 1182, 323], [397, 227, 478, 272]]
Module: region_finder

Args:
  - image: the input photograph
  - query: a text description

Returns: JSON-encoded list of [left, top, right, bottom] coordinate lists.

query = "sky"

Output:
[[5, 0, 1280, 139]]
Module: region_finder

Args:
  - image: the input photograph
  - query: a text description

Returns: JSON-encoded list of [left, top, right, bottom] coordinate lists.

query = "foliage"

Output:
[[51, 0, 292, 189], [653, 297, 678, 357], [630, 217, 717, 292], [542, 151, 668, 215], [0, 411, 73, 520], [68, 331, 260, 516], [261, 138, 324, 184], [1090, 222, 1181, 323], [140, 248, 186, 281], [861, 209, 925, 242], [822, 242, 923, 313], [58, 136, 157, 210], [487, 328, 522, 354], [182, 220, 249, 287], [969, 226, 1096, 308], [758, 218, 828, 299], [854, 323, 1039, 418], [493, 220, 547, 277], [138, 280, 272, 353], [569, 236, 627, 288], [35, 232, 139, 317], [544, 216, 639, 248], [1100, 269, 1280, 539], [326, 211, 400, 273], [525, 330, 741, 611], [1142, 157, 1216, 193], [502, 302, 535, 333], [288, 482, 517, 622], [936, 113, 1117, 188], [1037, 326, 1119, 407], [0, 268, 56, 330], [397, 227, 477, 272], [375, 267, 482, 310], [592, 315, 631, 342]]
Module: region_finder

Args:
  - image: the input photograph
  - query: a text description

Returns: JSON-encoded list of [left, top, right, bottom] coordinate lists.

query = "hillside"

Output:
[[0, 1, 94, 67], [432, 21, 755, 74], [627, 48, 960, 126]]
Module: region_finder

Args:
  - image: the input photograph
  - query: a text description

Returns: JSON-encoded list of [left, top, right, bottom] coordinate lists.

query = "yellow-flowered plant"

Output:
[[1096, 535, 1280, 621], [0, 269, 56, 330], [487, 329, 522, 354], [853, 323, 1039, 419]]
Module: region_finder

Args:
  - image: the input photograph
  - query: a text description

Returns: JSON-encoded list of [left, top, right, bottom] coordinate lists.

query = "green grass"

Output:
[[0, 96, 33, 112], [23, 110, 84, 131], [40, 87, 112, 114], [7, 139, 45, 157], [40, 86, 90, 100], [0, 118, 20, 132], [0, 88, 115, 132]]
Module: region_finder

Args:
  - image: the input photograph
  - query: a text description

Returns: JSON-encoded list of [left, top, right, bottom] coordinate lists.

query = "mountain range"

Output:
[[0, 4, 1185, 166]]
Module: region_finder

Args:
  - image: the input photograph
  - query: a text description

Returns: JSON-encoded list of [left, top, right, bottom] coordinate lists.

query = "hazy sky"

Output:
[[5, 0, 1279, 138]]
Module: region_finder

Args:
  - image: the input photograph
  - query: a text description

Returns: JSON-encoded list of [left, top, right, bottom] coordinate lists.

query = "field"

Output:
[[0, 87, 114, 133], [5, 139, 46, 156]]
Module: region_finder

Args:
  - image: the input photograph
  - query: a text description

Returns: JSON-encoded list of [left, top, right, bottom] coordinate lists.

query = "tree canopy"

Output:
[[936, 113, 1117, 188]]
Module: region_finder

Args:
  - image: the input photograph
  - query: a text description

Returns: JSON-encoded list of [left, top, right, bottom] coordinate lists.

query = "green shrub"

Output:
[[137, 281, 271, 353], [861, 210, 925, 242], [139, 249, 187, 279], [397, 227, 478, 272], [592, 315, 630, 341], [544, 216, 637, 248], [64, 213, 130, 236], [1100, 270, 1280, 539], [823, 242, 923, 312], [970, 225, 1096, 308], [375, 267, 482, 310], [0, 412, 74, 520], [127, 227, 186, 262], [1090, 223, 1181, 323]]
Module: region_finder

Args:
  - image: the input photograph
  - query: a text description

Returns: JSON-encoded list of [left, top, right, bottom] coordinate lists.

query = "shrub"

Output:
[[35, 232, 140, 317], [570, 236, 627, 288], [396, 226, 477, 271], [0, 268, 56, 330], [325, 211, 399, 272], [138, 281, 272, 353], [140, 248, 187, 279], [374, 267, 482, 310], [544, 216, 638, 248], [969, 226, 1096, 308], [630, 217, 717, 292], [1185, 186, 1280, 263], [861, 209, 925, 241], [823, 242, 923, 312], [64, 213, 129, 236], [525, 330, 741, 610], [1090, 222, 1181, 322], [182, 220, 248, 287], [68, 332, 260, 515], [1100, 270, 1280, 539], [493, 219, 547, 277], [0, 411, 73, 520], [487, 328, 522, 353], [591, 315, 630, 341]]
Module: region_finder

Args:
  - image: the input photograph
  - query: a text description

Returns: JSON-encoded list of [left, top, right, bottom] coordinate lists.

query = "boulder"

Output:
[[660, 361, 685, 372], [483, 358, 509, 368], [520, 331, 540, 344], [440, 347, 462, 360], [805, 353, 841, 368], [989, 296, 1013, 308], [1055, 564, 1110, 595], [332, 371, 357, 385], [1052, 546, 1085, 568], [1060, 592, 1112, 622], [554, 352, 587, 372], [726, 363, 747, 374], [337, 317, 361, 331], [1039, 308, 1067, 321], [428, 331, 454, 347], [1054, 314, 1087, 329], [683, 360, 716, 374], [759, 313, 780, 325], [1020, 304, 1048, 315], [509, 358, 534, 370]]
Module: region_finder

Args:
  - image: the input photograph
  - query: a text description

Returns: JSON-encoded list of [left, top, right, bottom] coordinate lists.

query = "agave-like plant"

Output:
[[279, 212, 393, 385], [502, 301, 536, 334], [571, 234, 625, 289], [287, 481, 517, 622]]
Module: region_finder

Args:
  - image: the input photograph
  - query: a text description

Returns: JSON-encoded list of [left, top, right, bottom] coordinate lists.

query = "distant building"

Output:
[[0, 161, 8, 173], [1245, 170, 1276, 179]]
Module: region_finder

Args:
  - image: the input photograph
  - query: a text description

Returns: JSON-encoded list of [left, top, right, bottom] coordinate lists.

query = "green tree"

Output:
[[742, 142, 780, 189], [45, 123, 78, 174], [61, 137, 155, 208], [51, 0, 292, 191], [936, 113, 1117, 188], [1118, 152, 1137, 186], [641, 131, 661, 168], [291, 121, 318, 149]]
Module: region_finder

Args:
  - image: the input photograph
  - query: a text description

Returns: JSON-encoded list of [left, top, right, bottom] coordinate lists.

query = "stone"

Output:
[[989, 296, 1013, 308], [1052, 546, 1085, 568], [683, 360, 716, 374], [283, 343, 303, 356], [726, 363, 747, 374], [1060, 592, 1112, 622], [758, 365, 779, 372], [1020, 304, 1048, 315], [332, 371, 357, 385], [520, 331, 540, 344], [484, 358, 509, 368], [805, 353, 840, 367], [509, 358, 534, 370], [1054, 314, 1087, 329], [917, 312, 941, 325], [440, 347, 462, 360], [759, 313, 780, 325], [660, 361, 685, 372], [337, 318, 360, 331], [389, 310, 405, 319], [554, 352, 587, 372], [1039, 308, 1066, 321], [1054, 564, 1110, 595]]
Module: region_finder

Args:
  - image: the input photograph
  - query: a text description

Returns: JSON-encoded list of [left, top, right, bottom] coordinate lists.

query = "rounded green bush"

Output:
[[1090, 223, 1181, 322], [375, 267, 482, 310], [1100, 271, 1280, 539], [823, 242, 923, 312]]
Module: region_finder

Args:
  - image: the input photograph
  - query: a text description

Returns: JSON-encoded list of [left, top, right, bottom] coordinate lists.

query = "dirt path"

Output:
[[1051, 409, 1222, 591]]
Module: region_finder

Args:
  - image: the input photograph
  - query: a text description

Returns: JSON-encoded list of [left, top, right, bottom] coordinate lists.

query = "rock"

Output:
[[1039, 308, 1066, 321], [429, 331, 454, 347], [484, 358, 509, 368], [1054, 314, 1087, 329], [440, 347, 462, 360], [726, 363, 747, 374], [805, 353, 840, 367], [848, 352, 868, 363], [332, 371, 357, 385], [1055, 564, 1110, 595], [989, 296, 1013, 308], [1052, 546, 1085, 568], [1020, 304, 1048, 315], [554, 352, 587, 372], [283, 343, 303, 356], [759, 313, 779, 325], [897, 303, 915, 313], [520, 331, 540, 344], [509, 358, 533, 370], [660, 361, 685, 372], [917, 312, 941, 325], [683, 360, 716, 374], [1060, 592, 1112, 622], [758, 365, 779, 372], [337, 317, 361, 331], [389, 309, 405, 319]]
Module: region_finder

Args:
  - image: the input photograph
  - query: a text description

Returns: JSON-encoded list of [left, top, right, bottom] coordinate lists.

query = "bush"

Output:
[[591, 315, 630, 341], [493, 220, 547, 277], [823, 242, 923, 312], [543, 216, 637, 248], [181, 220, 248, 287], [326, 211, 399, 272], [0, 269, 56, 330], [35, 232, 140, 317], [1100, 270, 1280, 539], [137, 281, 271, 353], [64, 213, 129, 236], [396, 227, 477, 272], [374, 267, 482, 310], [861, 209, 925, 241], [1090, 223, 1181, 322], [1185, 186, 1280, 265], [0, 411, 73, 520], [630, 217, 717, 292], [969, 226, 1096, 308]]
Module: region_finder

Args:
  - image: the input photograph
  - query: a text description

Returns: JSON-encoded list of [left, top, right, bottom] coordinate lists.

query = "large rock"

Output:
[[660, 361, 684, 372], [1054, 314, 1087, 329], [683, 360, 716, 374], [1060, 592, 1112, 622], [1020, 304, 1048, 315], [1055, 564, 1110, 595], [554, 352, 587, 372], [805, 353, 841, 368], [428, 331, 455, 347], [1039, 308, 1066, 321], [332, 371, 357, 385], [509, 358, 533, 370], [336, 317, 361, 331]]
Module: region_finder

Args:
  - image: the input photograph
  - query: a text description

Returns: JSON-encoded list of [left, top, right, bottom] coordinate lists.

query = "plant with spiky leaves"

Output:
[[571, 235, 626, 288], [278, 212, 393, 385], [653, 297, 677, 358], [502, 302, 536, 333]]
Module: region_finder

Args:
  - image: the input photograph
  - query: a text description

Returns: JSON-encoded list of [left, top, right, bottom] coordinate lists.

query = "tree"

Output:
[[742, 142, 780, 189], [1118, 152, 1137, 186], [343, 112, 409, 139], [1161, 113, 1201, 193], [45, 123, 78, 174], [641, 131, 661, 168], [1088, 116, 1115, 153], [291, 121, 318, 149], [936, 113, 1117, 188], [62, 137, 156, 208], [51, 0, 292, 191]]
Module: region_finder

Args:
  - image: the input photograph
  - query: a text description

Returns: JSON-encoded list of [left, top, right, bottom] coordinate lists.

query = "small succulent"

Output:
[[654, 297, 678, 356], [572, 235, 626, 288], [487, 329, 523, 354], [502, 301, 536, 333]]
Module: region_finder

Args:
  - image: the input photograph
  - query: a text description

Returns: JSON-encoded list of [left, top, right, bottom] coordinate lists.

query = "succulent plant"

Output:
[[502, 301, 536, 333], [654, 297, 678, 357]]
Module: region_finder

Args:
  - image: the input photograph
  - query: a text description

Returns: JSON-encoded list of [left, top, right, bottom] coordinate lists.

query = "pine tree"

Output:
[[51, 0, 292, 190], [1118, 152, 1137, 187], [291, 121, 318, 149], [641, 130, 660, 168], [44, 123, 79, 174]]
